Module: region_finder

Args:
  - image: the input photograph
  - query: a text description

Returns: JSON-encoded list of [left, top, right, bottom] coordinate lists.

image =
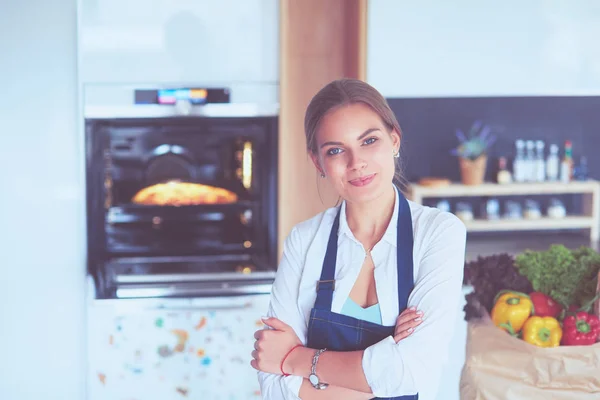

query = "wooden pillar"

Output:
[[278, 0, 367, 255]]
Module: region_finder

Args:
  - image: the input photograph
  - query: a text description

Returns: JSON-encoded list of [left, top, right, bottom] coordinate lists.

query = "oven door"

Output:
[[86, 116, 279, 294], [105, 203, 257, 256]]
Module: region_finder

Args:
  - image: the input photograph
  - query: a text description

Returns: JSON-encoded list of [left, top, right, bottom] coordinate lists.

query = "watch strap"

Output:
[[309, 348, 329, 390]]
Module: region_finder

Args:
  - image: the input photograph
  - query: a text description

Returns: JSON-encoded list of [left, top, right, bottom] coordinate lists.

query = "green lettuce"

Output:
[[514, 244, 600, 310]]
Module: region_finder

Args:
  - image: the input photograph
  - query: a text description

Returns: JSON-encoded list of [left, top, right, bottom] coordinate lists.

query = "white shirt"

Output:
[[258, 187, 467, 399]]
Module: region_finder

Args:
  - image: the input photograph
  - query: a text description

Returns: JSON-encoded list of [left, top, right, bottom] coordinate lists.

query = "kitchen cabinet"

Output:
[[79, 0, 279, 88], [367, 1, 600, 98], [87, 294, 270, 400]]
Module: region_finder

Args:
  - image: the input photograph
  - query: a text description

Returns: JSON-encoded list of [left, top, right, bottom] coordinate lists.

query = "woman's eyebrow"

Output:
[[356, 128, 380, 141], [320, 128, 381, 149]]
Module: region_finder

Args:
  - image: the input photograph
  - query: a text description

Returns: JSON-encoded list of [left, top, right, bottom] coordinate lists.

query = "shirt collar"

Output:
[[338, 185, 399, 248]]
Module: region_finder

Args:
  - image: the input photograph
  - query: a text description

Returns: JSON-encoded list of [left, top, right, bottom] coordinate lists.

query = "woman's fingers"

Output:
[[393, 328, 414, 342], [394, 322, 421, 340], [395, 309, 423, 327], [393, 309, 424, 343], [394, 317, 423, 336]]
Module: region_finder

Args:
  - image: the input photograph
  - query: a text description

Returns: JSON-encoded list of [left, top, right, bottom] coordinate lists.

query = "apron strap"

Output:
[[314, 188, 415, 313], [396, 192, 414, 311], [313, 209, 341, 310]]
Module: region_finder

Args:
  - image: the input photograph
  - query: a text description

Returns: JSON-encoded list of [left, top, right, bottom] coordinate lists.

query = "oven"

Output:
[[85, 90, 278, 299]]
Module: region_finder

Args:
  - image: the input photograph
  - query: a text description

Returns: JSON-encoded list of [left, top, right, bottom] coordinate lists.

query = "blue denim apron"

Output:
[[306, 191, 418, 400]]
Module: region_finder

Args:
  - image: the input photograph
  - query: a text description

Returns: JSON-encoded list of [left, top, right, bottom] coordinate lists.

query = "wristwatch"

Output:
[[308, 348, 329, 390]]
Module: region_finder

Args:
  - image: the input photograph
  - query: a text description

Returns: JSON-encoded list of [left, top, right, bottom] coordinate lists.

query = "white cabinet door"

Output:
[[79, 0, 279, 85], [88, 294, 270, 400]]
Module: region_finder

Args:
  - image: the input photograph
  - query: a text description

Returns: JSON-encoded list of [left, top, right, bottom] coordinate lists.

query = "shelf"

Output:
[[406, 180, 600, 241], [462, 216, 595, 232], [407, 180, 600, 199]]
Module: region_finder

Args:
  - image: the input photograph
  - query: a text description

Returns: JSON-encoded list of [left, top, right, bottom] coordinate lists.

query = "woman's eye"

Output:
[[327, 148, 342, 156], [364, 137, 378, 145]]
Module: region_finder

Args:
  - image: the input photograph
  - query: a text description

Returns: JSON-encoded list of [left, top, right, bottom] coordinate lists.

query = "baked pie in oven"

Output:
[[132, 181, 238, 206]]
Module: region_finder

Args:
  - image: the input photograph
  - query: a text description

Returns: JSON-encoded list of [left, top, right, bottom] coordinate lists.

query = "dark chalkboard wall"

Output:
[[387, 96, 600, 183]]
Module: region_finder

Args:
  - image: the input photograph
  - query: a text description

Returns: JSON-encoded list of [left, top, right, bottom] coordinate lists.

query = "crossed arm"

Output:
[[254, 307, 422, 399], [253, 217, 466, 399]]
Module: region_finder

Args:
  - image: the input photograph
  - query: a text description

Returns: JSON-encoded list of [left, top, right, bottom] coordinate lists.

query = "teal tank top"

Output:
[[340, 298, 382, 325]]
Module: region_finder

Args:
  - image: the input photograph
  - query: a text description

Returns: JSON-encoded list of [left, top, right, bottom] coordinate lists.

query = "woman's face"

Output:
[[310, 103, 400, 204]]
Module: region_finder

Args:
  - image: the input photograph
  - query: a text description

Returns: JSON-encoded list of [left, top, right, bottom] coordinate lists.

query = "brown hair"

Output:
[[304, 78, 406, 187]]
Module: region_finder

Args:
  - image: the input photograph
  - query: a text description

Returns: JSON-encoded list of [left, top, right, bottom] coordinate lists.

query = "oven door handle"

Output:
[[115, 281, 272, 300], [93, 291, 270, 314]]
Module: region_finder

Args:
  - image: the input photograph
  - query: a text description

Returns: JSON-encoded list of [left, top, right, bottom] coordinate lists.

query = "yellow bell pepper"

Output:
[[491, 291, 533, 335], [522, 316, 562, 348]]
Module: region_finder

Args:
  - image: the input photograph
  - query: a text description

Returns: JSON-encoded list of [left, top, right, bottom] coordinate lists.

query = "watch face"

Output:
[[309, 374, 319, 386]]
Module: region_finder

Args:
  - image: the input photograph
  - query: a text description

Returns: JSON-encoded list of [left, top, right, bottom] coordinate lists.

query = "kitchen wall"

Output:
[[365, 0, 600, 223], [387, 95, 600, 183], [0, 1, 86, 400], [365, 4, 600, 399], [367, 1, 600, 97], [278, 0, 367, 252]]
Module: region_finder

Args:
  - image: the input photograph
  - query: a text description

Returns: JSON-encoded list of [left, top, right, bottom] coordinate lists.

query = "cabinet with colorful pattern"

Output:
[[87, 295, 270, 400]]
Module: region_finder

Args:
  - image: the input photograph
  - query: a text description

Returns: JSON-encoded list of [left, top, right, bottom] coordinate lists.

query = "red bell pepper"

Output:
[[561, 311, 600, 346], [529, 292, 562, 318]]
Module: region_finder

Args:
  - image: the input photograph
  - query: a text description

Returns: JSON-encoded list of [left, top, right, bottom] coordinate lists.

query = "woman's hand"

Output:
[[393, 307, 423, 343], [251, 317, 302, 375]]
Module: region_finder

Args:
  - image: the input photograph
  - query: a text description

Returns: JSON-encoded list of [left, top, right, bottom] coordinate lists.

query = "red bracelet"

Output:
[[280, 344, 302, 377]]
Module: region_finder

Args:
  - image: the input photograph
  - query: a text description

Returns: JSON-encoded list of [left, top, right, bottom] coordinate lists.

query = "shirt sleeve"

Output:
[[361, 213, 467, 398], [257, 226, 307, 400]]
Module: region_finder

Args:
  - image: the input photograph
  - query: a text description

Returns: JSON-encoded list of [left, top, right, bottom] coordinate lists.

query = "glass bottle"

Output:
[[513, 140, 525, 183], [497, 157, 512, 184], [560, 140, 573, 183], [546, 144, 560, 181]]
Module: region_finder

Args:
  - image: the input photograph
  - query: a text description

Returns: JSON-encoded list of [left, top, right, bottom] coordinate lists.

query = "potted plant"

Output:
[[451, 120, 496, 185]]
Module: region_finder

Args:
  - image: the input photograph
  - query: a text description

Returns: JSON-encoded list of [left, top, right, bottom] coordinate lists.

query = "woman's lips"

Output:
[[349, 173, 376, 187]]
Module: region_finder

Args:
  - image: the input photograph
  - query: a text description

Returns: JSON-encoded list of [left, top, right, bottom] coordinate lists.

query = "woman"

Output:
[[251, 79, 466, 400]]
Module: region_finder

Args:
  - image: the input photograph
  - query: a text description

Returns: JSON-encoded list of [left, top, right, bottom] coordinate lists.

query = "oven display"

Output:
[[157, 88, 208, 105]]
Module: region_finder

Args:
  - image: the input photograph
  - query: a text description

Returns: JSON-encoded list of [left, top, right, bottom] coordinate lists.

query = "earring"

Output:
[[320, 173, 326, 178], [393, 150, 400, 158]]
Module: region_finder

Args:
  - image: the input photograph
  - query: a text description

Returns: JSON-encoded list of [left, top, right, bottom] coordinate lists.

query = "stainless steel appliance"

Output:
[[85, 86, 279, 299]]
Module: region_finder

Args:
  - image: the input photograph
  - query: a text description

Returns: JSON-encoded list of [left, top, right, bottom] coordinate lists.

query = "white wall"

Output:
[[0, 1, 86, 400], [367, 0, 600, 97]]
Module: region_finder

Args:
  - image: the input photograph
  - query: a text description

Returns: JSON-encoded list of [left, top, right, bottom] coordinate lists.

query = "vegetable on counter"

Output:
[[515, 245, 600, 310], [561, 311, 600, 346], [522, 316, 562, 348], [491, 291, 533, 335], [463, 253, 534, 321], [529, 292, 563, 318]]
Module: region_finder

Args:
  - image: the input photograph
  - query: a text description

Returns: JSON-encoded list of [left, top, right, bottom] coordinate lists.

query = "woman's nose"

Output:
[[348, 153, 367, 171]]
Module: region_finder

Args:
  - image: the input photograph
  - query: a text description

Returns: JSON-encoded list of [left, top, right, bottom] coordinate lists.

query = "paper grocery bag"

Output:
[[460, 314, 600, 400]]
